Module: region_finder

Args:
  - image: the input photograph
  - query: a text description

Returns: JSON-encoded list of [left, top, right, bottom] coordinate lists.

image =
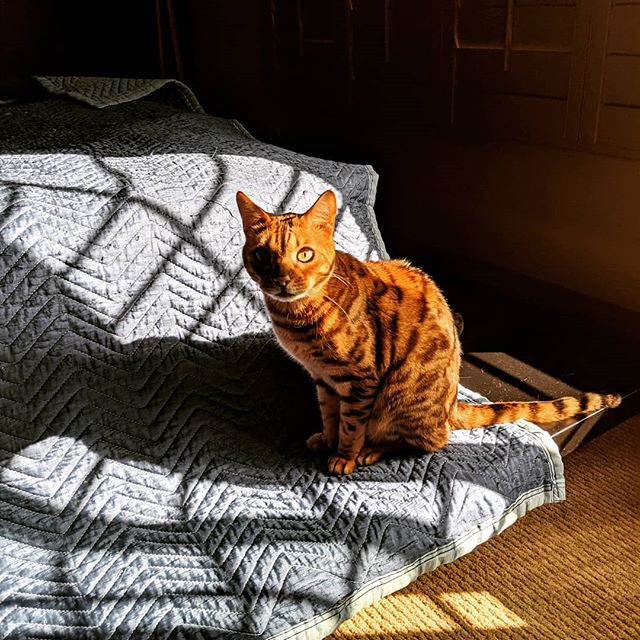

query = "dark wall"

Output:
[[0, 0, 159, 78], [179, 1, 445, 153], [179, 0, 274, 133]]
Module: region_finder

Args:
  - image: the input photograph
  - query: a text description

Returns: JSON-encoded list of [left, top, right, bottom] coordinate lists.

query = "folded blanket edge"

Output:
[[270, 472, 564, 640], [34, 75, 205, 113]]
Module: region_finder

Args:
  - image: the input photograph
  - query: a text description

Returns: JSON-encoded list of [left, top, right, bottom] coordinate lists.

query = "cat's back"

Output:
[[361, 256, 442, 299], [363, 257, 423, 283], [352, 254, 453, 329], [338, 251, 420, 284]]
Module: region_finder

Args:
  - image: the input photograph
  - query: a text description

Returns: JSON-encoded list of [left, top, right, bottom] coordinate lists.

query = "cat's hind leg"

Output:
[[404, 420, 451, 453], [305, 432, 330, 453], [356, 438, 410, 466], [356, 445, 388, 466], [354, 408, 401, 467]]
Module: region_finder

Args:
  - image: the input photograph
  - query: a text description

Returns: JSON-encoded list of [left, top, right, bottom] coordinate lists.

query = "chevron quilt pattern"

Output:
[[0, 78, 565, 639]]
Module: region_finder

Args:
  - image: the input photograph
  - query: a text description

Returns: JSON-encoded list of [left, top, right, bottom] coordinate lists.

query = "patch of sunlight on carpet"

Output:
[[381, 593, 461, 633], [437, 591, 528, 630], [334, 592, 462, 638]]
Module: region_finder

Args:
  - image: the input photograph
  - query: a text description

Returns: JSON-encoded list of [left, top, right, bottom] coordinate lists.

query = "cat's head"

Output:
[[236, 190, 337, 302]]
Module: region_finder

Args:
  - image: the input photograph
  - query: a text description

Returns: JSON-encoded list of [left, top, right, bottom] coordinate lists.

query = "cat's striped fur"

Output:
[[236, 190, 621, 475]]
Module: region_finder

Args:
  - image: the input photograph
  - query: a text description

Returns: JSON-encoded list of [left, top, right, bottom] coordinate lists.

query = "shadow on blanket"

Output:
[[0, 327, 558, 636]]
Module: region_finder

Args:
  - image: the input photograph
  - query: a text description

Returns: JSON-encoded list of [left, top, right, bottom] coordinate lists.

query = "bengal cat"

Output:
[[236, 190, 621, 475]]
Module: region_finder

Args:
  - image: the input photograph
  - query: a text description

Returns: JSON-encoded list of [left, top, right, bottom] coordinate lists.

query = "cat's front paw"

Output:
[[306, 432, 329, 453], [327, 454, 356, 476]]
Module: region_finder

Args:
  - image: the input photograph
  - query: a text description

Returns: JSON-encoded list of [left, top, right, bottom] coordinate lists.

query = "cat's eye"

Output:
[[297, 247, 315, 263], [253, 247, 271, 264]]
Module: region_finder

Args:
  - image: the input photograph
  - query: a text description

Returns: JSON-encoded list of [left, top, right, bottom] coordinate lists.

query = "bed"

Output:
[[0, 77, 565, 639]]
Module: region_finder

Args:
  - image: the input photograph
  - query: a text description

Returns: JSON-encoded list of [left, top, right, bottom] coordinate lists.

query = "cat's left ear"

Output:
[[304, 190, 337, 231]]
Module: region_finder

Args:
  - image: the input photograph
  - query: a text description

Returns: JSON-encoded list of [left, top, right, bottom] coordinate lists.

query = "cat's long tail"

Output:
[[453, 392, 621, 429]]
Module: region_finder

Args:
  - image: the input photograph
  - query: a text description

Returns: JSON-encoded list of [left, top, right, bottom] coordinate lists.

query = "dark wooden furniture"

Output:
[[462, 352, 622, 457]]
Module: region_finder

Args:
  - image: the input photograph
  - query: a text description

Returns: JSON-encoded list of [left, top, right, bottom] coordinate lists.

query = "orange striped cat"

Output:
[[236, 190, 621, 475]]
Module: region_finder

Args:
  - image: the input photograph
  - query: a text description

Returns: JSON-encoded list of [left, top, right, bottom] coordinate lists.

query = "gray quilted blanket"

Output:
[[0, 77, 565, 639]]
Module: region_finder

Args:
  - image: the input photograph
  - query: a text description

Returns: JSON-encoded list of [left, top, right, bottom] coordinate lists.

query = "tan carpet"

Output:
[[329, 415, 640, 639]]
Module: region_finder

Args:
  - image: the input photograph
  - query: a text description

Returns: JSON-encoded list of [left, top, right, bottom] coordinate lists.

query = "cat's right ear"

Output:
[[304, 190, 337, 232], [236, 192, 269, 233]]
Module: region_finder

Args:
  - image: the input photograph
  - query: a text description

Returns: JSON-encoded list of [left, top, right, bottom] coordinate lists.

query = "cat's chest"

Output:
[[273, 325, 323, 363], [272, 323, 351, 375]]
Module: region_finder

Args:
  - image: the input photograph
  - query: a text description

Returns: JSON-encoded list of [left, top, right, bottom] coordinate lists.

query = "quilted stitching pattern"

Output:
[[0, 81, 564, 639]]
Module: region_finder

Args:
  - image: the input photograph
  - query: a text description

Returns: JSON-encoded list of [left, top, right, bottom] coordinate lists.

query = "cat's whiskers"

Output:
[[323, 293, 354, 325], [330, 272, 353, 288]]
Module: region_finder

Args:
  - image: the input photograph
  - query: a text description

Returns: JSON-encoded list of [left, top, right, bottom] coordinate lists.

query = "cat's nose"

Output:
[[273, 275, 291, 288]]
